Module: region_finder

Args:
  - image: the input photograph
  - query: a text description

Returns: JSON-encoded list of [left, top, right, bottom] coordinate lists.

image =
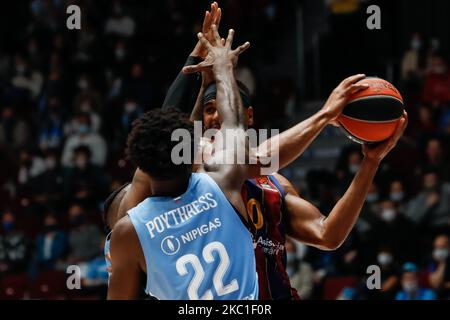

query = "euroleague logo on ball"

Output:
[[369, 80, 401, 96], [161, 235, 181, 255]]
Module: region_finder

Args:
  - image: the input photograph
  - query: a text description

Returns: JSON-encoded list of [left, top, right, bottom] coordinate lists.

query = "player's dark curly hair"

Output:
[[126, 108, 194, 180]]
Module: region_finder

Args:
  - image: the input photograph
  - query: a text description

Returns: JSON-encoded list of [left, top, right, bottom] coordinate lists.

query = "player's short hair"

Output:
[[126, 108, 194, 180]]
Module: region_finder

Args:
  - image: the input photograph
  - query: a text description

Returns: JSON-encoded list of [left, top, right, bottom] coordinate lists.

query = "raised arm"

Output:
[[282, 112, 408, 250], [251, 75, 369, 176], [162, 2, 222, 113]]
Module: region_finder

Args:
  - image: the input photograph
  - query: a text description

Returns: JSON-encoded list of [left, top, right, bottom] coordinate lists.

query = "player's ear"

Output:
[[247, 107, 254, 127]]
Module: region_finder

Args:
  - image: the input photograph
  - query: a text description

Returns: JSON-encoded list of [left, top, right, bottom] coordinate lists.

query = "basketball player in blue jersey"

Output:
[[107, 29, 259, 300], [104, 2, 408, 299]]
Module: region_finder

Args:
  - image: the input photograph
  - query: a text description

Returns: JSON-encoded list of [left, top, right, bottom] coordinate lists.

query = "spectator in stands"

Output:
[[422, 55, 450, 108], [286, 237, 314, 300], [396, 262, 436, 300], [30, 149, 63, 204], [122, 63, 152, 108], [32, 213, 68, 271], [38, 96, 65, 150], [61, 112, 107, 167], [10, 55, 43, 100], [0, 211, 30, 275], [367, 199, 418, 264], [417, 138, 450, 182], [0, 105, 29, 151], [80, 238, 109, 299], [365, 247, 400, 300], [389, 179, 409, 212], [63, 145, 109, 204], [121, 97, 144, 133], [406, 170, 450, 234], [66, 204, 102, 265], [104, 0, 136, 38], [428, 234, 450, 299], [401, 33, 424, 81]]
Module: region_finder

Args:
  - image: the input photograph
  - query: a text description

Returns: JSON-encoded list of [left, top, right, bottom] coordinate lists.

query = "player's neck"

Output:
[[150, 173, 191, 198]]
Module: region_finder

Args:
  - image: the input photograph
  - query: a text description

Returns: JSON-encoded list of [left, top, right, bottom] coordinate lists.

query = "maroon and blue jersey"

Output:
[[241, 175, 300, 300]]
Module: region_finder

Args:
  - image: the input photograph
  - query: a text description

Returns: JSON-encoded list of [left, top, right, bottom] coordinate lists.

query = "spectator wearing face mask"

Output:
[[31, 213, 68, 272], [367, 199, 418, 264], [406, 170, 450, 234], [428, 234, 450, 298], [10, 55, 43, 100], [364, 247, 400, 300], [121, 97, 143, 133], [29, 149, 62, 202], [396, 263, 436, 300], [61, 112, 107, 168], [73, 74, 103, 116], [104, 1, 136, 38], [63, 146, 109, 204], [0, 211, 31, 275], [65, 204, 102, 265], [389, 180, 409, 213]]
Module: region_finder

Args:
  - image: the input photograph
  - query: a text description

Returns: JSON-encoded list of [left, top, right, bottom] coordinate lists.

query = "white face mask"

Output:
[[366, 193, 379, 203], [433, 248, 449, 261], [381, 209, 396, 222], [45, 158, 57, 169], [390, 192, 404, 202], [377, 253, 393, 266], [411, 39, 422, 51], [403, 281, 418, 294]]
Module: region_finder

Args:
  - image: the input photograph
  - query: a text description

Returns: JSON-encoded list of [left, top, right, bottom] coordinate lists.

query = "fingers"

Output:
[[233, 41, 251, 55], [221, 38, 226, 46], [342, 74, 366, 88], [349, 83, 369, 95], [198, 32, 213, 51], [202, 11, 211, 33], [225, 29, 235, 48], [182, 61, 211, 74], [215, 8, 222, 27], [211, 24, 221, 45]]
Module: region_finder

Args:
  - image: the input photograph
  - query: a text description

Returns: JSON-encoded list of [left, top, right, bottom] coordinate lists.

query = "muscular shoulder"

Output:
[[271, 173, 299, 197], [111, 216, 138, 249]]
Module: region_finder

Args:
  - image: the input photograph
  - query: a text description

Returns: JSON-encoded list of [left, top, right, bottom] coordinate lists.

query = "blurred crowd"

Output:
[[0, 0, 449, 300], [0, 0, 293, 299], [285, 30, 450, 300]]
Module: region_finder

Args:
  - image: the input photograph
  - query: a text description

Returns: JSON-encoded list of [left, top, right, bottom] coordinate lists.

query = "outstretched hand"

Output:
[[183, 25, 250, 75], [192, 2, 222, 59]]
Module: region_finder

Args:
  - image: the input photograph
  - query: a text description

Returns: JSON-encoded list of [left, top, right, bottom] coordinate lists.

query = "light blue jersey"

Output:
[[128, 172, 258, 300]]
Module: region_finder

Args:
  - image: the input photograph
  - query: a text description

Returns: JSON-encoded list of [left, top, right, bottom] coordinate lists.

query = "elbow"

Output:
[[319, 229, 344, 251]]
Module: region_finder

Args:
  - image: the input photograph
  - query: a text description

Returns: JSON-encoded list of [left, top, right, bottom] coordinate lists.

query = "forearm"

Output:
[[257, 109, 331, 169], [322, 157, 380, 248], [162, 56, 202, 113], [190, 84, 206, 121], [213, 63, 246, 128]]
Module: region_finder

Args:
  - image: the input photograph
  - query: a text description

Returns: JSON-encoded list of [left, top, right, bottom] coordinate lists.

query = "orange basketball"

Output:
[[338, 77, 404, 144]]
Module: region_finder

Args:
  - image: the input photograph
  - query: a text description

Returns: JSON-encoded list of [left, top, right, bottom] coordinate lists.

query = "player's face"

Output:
[[202, 100, 254, 130], [203, 100, 221, 130]]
